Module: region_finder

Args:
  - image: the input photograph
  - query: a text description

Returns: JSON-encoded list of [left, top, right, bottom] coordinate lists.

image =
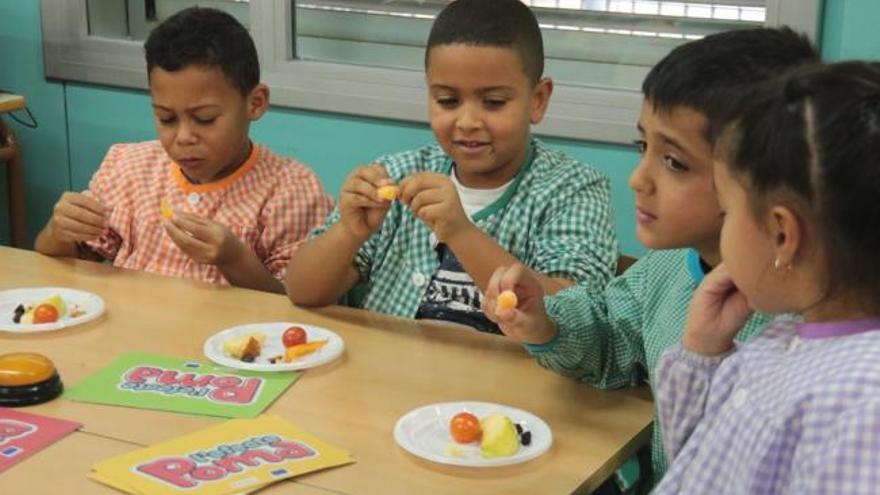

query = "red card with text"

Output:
[[0, 408, 81, 473]]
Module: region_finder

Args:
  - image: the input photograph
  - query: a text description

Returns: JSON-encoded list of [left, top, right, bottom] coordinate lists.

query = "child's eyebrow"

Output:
[[428, 84, 513, 94], [661, 133, 698, 161], [151, 104, 221, 112]]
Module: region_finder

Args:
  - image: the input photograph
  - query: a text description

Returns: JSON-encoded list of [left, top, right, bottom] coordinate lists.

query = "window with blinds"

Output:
[[43, 0, 819, 143], [293, 0, 768, 90]]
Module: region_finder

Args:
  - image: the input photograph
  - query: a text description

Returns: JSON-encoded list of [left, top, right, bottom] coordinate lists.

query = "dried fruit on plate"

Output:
[[222, 332, 266, 362], [283, 339, 328, 362]]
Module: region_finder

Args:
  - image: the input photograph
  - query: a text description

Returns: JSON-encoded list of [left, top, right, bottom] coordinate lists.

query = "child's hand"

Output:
[[163, 212, 244, 267], [47, 192, 108, 242], [482, 263, 557, 345], [339, 164, 394, 241], [399, 172, 471, 243], [682, 263, 753, 356]]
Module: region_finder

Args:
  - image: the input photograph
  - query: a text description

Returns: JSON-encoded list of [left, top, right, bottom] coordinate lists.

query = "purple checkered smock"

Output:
[[653, 317, 880, 494]]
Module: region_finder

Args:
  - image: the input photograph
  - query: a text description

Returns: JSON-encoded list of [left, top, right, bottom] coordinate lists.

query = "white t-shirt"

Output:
[[451, 169, 513, 218]]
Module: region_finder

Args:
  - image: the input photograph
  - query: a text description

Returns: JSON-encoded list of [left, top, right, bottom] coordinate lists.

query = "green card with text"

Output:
[[65, 353, 298, 418]]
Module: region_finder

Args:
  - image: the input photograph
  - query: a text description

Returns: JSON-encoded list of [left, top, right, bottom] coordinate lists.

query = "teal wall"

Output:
[[0, 0, 878, 255]]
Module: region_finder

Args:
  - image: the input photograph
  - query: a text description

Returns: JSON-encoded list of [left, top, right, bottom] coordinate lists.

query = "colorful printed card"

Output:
[[91, 415, 354, 495], [64, 353, 299, 418], [0, 409, 81, 473]]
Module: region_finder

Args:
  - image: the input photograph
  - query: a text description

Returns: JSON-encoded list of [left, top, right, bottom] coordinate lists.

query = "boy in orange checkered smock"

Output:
[[35, 7, 332, 293]]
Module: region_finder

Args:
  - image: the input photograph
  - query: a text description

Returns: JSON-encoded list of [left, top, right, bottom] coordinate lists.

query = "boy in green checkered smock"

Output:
[[482, 28, 819, 492], [287, 0, 617, 334]]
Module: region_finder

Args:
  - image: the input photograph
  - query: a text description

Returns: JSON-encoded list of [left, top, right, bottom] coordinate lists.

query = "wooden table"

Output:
[[0, 247, 654, 494]]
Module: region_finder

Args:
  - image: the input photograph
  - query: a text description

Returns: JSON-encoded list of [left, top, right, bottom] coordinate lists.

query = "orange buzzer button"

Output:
[[377, 185, 399, 201], [0, 353, 63, 407], [0, 353, 57, 386]]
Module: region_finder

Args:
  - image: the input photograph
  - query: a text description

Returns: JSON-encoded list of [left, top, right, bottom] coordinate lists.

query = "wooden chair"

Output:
[[616, 254, 637, 276], [0, 118, 27, 248]]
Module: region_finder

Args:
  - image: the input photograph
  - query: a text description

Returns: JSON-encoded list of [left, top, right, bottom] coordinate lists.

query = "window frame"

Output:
[[40, 0, 821, 144]]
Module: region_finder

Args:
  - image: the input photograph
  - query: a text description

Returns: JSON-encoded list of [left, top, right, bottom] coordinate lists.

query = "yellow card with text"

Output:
[[91, 415, 353, 495]]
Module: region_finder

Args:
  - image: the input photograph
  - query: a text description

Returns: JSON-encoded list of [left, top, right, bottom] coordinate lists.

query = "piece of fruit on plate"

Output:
[[222, 332, 266, 362], [14, 294, 82, 324], [283, 339, 328, 363], [479, 413, 520, 458]]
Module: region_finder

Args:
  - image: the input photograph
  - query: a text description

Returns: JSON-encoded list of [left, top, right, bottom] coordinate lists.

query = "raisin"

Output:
[[520, 431, 532, 446], [515, 423, 523, 435], [12, 304, 24, 324]]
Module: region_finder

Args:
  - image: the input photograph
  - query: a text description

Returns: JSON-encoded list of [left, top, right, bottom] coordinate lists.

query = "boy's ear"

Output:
[[246, 83, 270, 121], [529, 77, 553, 124], [768, 205, 802, 268]]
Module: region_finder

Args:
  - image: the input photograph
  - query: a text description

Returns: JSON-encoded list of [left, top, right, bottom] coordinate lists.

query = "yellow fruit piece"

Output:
[[443, 442, 466, 458], [376, 185, 399, 201], [480, 413, 519, 458], [496, 290, 518, 314], [42, 294, 66, 317], [20, 307, 35, 324], [284, 339, 329, 362], [160, 198, 174, 219], [222, 332, 266, 359]]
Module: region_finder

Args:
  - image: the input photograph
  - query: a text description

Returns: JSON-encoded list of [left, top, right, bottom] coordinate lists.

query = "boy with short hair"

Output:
[[287, 0, 617, 333], [481, 27, 819, 487], [35, 7, 333, 293]]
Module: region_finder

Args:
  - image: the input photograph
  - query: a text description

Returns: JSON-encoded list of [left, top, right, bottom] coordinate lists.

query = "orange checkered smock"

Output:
[[82, 140, 333, 285]]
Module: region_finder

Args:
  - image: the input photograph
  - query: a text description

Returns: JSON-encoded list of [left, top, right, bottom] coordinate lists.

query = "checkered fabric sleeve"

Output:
[[523, 151, 616, 286], [82, 143, 129, 261], [258, 162, 334, 280], [529, 254, 649, 389], [654, 344, 730, 462]]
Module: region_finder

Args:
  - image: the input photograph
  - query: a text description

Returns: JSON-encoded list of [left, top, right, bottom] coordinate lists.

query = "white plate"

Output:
[[203, 322, 345, 372], [393, 401, 552, 467], [0, 287, 106, 333]]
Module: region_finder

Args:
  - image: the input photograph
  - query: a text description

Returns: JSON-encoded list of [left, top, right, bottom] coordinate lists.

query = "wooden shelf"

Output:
[[0, 93, 25, 113]]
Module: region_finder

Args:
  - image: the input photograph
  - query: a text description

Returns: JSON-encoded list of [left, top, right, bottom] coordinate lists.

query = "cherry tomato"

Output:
[[282, 327, 307, 348], [32, 304, 59, 324], [450, 412, 482, 443]]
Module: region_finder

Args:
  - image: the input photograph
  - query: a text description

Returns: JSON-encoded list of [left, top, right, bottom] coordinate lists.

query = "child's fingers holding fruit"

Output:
[[50, 192, 108, 242], [483, 264, 557, 346], [339, 164, 395, 239]]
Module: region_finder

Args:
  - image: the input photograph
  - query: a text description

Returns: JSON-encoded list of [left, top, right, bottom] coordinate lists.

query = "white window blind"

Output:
[[42, 0, 820, 144]]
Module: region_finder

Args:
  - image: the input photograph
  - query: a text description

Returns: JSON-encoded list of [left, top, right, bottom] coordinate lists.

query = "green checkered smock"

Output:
[[528, 248, 770, 484], [310, 137, 618, 318]]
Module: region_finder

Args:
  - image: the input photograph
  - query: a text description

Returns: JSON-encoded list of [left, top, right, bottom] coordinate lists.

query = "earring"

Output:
[[774, 258, 793, 271]]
